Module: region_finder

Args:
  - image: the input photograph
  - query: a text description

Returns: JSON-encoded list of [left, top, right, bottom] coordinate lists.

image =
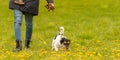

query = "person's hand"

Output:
[[45, 3, 55, 11]]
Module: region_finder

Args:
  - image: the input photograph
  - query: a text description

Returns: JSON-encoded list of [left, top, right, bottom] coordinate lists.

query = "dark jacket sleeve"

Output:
[[9, 0, 21, 10], [46, 0, 54, 3]]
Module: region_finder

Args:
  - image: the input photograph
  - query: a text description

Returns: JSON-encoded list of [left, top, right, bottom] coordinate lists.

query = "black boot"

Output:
[[25, 40, 30, 49], [13, 40, 22, 52]]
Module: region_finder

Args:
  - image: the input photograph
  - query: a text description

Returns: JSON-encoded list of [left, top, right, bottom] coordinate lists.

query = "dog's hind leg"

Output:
[[52, 47, 55, 51]]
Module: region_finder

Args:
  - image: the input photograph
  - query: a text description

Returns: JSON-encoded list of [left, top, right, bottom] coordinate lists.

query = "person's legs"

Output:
[[13, 9, 23, 52], [25, 14, 33, 48]]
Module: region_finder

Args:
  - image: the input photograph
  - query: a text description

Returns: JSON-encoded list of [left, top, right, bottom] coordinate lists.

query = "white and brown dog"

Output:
[[52, 27, 70, 51]]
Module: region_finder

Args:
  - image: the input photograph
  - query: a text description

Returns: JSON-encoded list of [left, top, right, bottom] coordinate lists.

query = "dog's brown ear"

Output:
[[60, 38, 66, 44], [60, 39, 64, 44], [68, 40, 71, 44]]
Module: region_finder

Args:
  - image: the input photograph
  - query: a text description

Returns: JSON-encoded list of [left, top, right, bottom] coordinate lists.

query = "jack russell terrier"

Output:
[[52, 27, 70, 51]]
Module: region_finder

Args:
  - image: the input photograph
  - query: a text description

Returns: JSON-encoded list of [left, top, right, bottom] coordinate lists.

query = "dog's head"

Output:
[[60, 37, 70, 50]]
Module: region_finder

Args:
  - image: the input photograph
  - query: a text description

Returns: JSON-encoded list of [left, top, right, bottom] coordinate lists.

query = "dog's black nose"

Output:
[[66, 47, 69, 49]]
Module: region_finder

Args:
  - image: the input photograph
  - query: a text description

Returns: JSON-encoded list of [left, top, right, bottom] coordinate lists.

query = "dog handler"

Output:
[[9, 0, 54, 52]]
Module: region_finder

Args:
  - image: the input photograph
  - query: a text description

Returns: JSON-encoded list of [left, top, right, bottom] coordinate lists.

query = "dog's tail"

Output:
[[52, 11, 64, 35], [59, 26, 64, 35]]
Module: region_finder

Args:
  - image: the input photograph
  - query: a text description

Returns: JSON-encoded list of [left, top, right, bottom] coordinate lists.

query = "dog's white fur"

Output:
[[52, 27, 65, 51]]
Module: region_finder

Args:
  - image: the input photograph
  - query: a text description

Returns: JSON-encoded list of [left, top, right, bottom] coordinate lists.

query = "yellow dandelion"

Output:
[[110, 55, 115, 58], [51, 51, 56, 54], [62, 57, 67, 60], [76, 43, 80, 46], [97, 53, 103, 57], [0, 46, 3, 49], [93, 52, 96, 55], [81, 56, 86, 60], [104, 48, 108, 50], [104, 55, 108, 57], [89, 54, 94, 57], [80, 52, 83, 55], [96, 40, 101, 43], [49, 58, 55, 60], [20, 58, 25, 60], [116, 50, 120, 52], [64, 51, 70, 55], [18, 53, 25, 58], [0, 55, 4, 59], [116, 53, 120, 57], [44, 41, 47, 45], [56, 54, 61, 57], [39, 53, 43, 57], [72, 53, 76, 56], [41, 48, 46, 51], [42, 50, 47, 54], [112, 49, 115, 53]]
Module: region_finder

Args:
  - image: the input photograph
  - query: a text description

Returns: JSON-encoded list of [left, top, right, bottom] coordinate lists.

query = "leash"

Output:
[[45, 3, 60, 31], [50, 10, 60, 32]]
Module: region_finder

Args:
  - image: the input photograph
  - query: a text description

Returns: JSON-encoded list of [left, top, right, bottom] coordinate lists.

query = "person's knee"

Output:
[[26, 23, 32, 29], [14, 22, 22, 26]]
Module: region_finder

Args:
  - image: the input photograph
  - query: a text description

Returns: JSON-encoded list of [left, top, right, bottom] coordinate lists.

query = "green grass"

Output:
[[0, 0, 120, 60]]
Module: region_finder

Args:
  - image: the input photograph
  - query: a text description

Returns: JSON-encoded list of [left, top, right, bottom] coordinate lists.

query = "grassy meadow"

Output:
[[0, 0, 120, 60]]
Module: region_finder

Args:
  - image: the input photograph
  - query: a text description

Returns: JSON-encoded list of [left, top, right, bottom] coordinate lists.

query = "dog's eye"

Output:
[[64, 43, 67, 45], [64, 43, 69, 45], [64, 43, 66, 45]]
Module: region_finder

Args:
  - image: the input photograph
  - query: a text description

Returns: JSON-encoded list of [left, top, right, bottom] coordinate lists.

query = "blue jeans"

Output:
[[14, 9, 33, 41]]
